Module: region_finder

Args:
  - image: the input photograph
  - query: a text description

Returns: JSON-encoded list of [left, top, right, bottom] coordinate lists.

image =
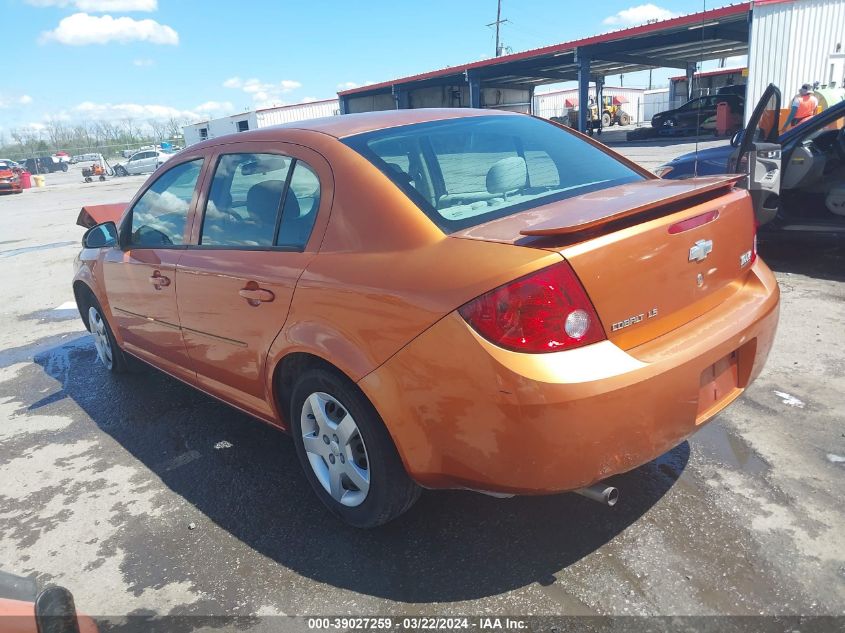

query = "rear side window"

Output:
[[129, 159, 203, 247], [200, 153, 320, 249], [343, 115, 643, 233]]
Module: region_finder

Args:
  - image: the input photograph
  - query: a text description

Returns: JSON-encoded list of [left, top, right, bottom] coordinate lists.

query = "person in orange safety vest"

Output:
[[784, 83, 819, 128]]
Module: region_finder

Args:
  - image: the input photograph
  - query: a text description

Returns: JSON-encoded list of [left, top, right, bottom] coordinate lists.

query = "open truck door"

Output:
[[729, 83, 782, 225]]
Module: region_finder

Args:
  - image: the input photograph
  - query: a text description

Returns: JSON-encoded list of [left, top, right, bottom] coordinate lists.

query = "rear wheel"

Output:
[[601, 112, 612, 128], [619, 112, 631, 126], [290, 368, 420, 528]]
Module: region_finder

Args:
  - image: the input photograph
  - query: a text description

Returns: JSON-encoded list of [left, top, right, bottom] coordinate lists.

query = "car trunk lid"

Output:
[[452, 176, 757, 350]]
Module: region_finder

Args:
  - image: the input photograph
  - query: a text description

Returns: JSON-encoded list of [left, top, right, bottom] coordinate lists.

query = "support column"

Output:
[[466, 71, 482, 109], [595, 75, 605, 134], [392, 85, 409, 109], [685, 62, 696, 101], [575, 50, 591, 133], [338, 95, 349, 115]]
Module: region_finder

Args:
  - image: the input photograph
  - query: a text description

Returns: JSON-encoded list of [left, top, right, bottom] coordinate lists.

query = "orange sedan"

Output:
[[73, 109, 779, 527]]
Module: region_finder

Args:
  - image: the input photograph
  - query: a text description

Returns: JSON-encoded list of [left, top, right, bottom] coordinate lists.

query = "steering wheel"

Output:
[[835, 127, 845, 161]]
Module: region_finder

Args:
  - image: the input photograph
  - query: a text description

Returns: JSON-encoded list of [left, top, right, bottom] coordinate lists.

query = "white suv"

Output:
[[115, 150, 173, 176]]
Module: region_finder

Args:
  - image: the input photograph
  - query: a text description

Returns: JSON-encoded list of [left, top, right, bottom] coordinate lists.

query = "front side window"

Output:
[[199, 153, 321, 249], [201, 153, 291, 247], [128, 159, 203, 247], [343, 114, 643, 232]]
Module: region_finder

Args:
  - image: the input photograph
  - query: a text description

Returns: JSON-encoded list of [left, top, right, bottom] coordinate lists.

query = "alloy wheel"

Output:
[[300, 391, 370, 507], [88, 306, 113, 370]]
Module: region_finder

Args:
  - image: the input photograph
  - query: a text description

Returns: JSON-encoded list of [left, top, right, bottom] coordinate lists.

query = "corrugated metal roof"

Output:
[[339, 2, 755, 97]]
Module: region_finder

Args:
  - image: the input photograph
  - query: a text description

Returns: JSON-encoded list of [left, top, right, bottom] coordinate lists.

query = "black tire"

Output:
[[290, 368, 420, 528], [601, 112, 612, 128], [60, 163, 68, 172], [80, 294, 128, 374], [115, 166, 127, 177], [619, 112, 631, 126]]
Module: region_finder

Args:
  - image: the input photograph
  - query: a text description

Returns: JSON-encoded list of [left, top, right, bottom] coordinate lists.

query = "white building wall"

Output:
[[533, 87, 645, 123], [256, 99, 339, 126], [748, 0, 845, 121], [182, 101, 339, 145]]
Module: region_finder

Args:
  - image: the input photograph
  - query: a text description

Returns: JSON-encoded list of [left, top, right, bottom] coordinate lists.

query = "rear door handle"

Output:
[[239, 283, 275, 306], [149, 271, 170, 289]]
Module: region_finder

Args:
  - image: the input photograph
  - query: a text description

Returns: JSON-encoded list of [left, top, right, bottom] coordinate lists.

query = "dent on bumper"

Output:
[[359, 260, 780, 494]]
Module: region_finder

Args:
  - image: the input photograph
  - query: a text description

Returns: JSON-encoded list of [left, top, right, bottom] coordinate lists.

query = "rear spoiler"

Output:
[[76, 203, 128, 229], [520, 176, 743, 237]]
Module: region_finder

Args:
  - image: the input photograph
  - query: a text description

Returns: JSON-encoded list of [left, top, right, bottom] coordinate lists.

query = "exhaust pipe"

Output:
[[575, 483, 619, 506]]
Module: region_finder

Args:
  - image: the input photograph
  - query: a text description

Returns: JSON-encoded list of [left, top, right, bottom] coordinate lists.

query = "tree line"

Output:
[[0, 116, 192, 161]]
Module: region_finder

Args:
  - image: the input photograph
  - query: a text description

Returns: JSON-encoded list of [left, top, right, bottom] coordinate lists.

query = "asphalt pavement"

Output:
[[0, 158, 842, 625]]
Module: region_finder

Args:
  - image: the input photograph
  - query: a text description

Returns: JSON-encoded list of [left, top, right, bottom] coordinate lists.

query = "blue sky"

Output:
[[0, 0, 744, 135]]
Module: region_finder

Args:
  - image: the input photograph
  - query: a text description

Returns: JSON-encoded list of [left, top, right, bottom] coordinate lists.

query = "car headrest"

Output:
[[386, 162, 413, 185], [247, 180, 285, 223], [486, 156, 527, 194]]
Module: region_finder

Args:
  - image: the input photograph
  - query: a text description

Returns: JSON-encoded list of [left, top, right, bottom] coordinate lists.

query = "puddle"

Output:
[[0, 241, 76, 259], [692, 421, 769, 475]]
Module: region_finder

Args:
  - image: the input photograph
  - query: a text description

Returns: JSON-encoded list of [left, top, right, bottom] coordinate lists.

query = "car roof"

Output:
[[189, 108, 519, 151]]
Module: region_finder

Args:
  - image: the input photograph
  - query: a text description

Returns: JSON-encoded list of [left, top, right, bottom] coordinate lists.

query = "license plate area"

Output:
[[696, 350, 740, 423]]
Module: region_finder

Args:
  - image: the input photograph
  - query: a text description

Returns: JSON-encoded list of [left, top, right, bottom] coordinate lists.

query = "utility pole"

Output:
[[487, 0, 509, 57]]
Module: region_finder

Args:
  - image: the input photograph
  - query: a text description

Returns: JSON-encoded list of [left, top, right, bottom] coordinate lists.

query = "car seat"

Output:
[[825, 182, 845, 216], [486, 156, 527, 199]]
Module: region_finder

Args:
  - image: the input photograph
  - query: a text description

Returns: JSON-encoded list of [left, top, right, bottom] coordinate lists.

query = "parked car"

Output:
[[73, 107, 780, 527], [0, 159, 23, 194], [72, 152, 101, 164], [113, 150, 172, 176], [651, 93, 744, 131], [656, 91, 845, 237], [24, 155, 68, 173]]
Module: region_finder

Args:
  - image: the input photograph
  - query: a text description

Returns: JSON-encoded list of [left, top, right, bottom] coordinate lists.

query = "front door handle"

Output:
[[239, 282, 275, 306], [149, 271, 170, 289]]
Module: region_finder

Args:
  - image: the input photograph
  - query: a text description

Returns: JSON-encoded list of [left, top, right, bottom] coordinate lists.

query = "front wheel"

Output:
[[60, 163, 68, 172], [114, 166, 127, 177], [87, 304, 127, 373], [290, 368, 420, 528]]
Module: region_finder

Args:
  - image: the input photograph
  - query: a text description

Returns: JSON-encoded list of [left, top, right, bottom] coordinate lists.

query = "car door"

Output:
[[125, 153, 142, 175], [730, 84, 783, 225], [175, 143, 329, 420], [102, 156, 207, 382]]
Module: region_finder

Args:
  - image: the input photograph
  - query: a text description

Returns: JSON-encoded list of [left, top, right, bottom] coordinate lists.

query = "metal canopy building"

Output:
[[338, 0, 845, 130]]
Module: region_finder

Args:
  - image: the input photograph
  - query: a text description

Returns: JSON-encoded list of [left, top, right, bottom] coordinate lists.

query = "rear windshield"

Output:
[[343, 114, 644, 232]]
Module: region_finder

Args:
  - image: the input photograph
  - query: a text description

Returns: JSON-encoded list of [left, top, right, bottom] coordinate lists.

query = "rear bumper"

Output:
[[359, 259, 779, 494]]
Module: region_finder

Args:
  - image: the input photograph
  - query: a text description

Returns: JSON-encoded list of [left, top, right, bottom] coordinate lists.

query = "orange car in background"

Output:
[[73, 108, 779, 527], [0, 160, 23, 194]]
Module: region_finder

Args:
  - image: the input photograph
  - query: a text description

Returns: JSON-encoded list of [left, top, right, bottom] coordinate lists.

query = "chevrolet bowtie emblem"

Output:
[[689, 239, 713, 262]]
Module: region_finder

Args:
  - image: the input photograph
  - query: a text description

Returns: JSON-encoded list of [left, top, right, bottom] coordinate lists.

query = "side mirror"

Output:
[[730, 130, 743, 147], [82, 221, 118, 249]]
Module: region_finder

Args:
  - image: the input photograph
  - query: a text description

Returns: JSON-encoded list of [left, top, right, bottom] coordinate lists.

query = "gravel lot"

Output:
[[0, 151, 843, 625]]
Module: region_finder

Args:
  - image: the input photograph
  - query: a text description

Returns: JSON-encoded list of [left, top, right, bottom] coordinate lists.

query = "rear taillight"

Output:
[[458, 261, 606, 353]]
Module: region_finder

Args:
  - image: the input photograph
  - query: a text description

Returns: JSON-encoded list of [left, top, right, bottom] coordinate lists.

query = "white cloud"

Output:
[[19, 95, 34, 105], [222, 76, 302, 108], [39, 13, 179, 46], [336, 80, 375, 91], [69, 100, 218, 123], [132, 57, 154, 66], [603, 4, 675, 26], [194, 101, 234, 114], [300, 96, 318, 103], [26, 0, 157, 10]]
